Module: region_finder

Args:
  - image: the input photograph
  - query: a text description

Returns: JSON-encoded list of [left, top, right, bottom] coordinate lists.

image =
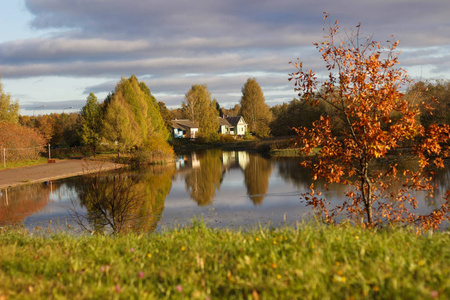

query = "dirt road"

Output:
[[0, 159, 123, 189]]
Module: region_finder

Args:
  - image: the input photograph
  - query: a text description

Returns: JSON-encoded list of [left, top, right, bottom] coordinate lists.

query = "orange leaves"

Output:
[[291, 14, 450, 230]]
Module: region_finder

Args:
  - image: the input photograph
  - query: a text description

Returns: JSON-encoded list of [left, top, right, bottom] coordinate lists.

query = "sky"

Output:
[[1, 0, 449, 116]]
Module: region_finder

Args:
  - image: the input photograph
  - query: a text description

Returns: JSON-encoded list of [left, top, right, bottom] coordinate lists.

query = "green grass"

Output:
[[270, 147, 321, 157], [0, 157, 48, 170], [0, 221, 449, 299]]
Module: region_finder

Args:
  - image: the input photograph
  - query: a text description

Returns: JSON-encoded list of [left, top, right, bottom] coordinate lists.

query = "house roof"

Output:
[[218, 117, 232, 127], [225, 116, 246, 126], [172, 119, 199, 130]]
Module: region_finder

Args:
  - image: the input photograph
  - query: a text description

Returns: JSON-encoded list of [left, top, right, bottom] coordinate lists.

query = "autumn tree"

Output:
[[181, 84, 219, 141], [240, 78, 272, 137], [79, 92, 102, 155], [290, 14, 450, 230], [102, 75, 173, 159], [0, 77, 19, 124]]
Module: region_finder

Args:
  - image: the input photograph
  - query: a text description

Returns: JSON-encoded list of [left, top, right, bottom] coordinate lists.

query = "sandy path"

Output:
[[0, 159, 123, 189]]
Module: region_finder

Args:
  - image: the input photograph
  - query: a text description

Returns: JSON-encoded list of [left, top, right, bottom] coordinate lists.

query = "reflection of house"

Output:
[[172, 120, 199, 139], [222, 151, 249, 170], [225, 116, 248, 136], [218, 117, 233, 135], [237, 151, 249, 169]]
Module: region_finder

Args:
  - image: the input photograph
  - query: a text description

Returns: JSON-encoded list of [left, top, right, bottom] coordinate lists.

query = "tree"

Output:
[[240, 78, 272, 137], [181, 84, 219, 140], [79, 92, 102, 156], [403, 80, 450, 128], [0, 78, 19, 124], [270, 98, 326, 136], [157, 101, 174, 132], [102, 75, 173, 159], [290, 13, 450, 230], [102, 96, 141, 156]]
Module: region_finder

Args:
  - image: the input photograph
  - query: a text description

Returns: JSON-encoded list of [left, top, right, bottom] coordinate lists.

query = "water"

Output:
[[1, 150, 448, 233]]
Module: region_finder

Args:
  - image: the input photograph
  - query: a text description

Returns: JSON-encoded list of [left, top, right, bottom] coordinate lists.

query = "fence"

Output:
[[1, 146, 45, 168]]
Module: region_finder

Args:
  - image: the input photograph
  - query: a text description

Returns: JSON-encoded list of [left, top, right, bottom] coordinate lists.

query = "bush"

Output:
[[0, 122, 46, 162]]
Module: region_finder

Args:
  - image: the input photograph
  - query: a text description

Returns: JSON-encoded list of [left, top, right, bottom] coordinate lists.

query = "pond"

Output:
[[1, 149, 449, 233]]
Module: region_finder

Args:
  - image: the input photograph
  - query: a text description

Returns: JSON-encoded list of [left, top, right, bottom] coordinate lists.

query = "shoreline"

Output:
[[0, 159, 123, 189]]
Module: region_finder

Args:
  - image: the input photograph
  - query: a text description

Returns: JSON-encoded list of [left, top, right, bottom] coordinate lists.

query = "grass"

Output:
[[0, 157, 48, 170], [0, 221, 449, 299], [270, 147, 321, 157]]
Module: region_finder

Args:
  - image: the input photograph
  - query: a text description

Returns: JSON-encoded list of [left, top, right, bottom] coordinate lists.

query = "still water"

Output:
[[1, 150, 449, 233]]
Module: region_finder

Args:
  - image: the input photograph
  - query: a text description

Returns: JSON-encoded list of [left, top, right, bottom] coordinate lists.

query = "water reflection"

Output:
[[0, 182, 54, 226], [1, 150, 449, 231], [243, 154, 272, 204], [179, 150, 273, 205], [184, 149, 223, 206], [75, 165, 175, 234]]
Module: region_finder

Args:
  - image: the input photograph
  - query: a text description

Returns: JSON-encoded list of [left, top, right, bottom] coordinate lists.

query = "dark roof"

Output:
[[225, 116, 245, 126], [172, 119, 199, 130], [218, 117, 232, 127]]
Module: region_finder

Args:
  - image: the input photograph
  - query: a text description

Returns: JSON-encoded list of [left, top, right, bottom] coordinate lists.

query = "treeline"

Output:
[[2, 75, 449, 164], [269, 79, 450, 136]]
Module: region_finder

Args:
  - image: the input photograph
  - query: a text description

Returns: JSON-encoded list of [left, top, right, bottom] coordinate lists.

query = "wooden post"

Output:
[[3, 148, 5, 168], [48, 143, 51, 160]]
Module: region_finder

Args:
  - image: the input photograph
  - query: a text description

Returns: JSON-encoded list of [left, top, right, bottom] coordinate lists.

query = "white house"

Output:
[[225, 116, 248, 136]]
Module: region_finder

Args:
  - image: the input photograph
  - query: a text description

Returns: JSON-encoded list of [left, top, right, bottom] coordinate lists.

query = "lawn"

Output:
[[0, 221, 449, 299]]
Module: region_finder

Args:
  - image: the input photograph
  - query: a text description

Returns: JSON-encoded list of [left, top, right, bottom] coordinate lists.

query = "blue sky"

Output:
[[1, 0, 449, 115]]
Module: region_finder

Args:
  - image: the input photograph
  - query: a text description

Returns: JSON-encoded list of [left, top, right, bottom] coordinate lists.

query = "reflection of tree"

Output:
[[75, 165, 174, 234], [0, 183, 52, 225], [185, 149, 223, 206], [243, 154, 272, 205]]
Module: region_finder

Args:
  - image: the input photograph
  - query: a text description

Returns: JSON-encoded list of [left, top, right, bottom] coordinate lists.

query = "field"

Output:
[[0, 221, 449, 299]]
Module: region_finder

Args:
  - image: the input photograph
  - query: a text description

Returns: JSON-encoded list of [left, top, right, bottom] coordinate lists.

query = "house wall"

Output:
[[189, 128, 199, 139], [219, 125, 230, 135], [236, 119, 248, 136]]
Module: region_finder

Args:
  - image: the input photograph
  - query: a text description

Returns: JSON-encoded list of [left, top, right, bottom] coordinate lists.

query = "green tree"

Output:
[[240, 78, 272, 137], [79, 92, 102, 155], [0, 78, 19, 124], [102, 75, 173, 159], [181, 85, 219, 140], [102, 96, 141, 156]]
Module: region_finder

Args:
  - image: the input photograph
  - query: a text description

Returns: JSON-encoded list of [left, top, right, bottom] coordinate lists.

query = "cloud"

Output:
[[1, 0, 449, 112]]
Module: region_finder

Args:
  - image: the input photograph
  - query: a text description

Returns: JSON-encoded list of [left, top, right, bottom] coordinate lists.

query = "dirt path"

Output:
[[0, 159, 123, 189]]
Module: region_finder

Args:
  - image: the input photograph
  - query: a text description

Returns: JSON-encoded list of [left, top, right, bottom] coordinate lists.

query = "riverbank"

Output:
[[0, 221, 448, 299], [0, 159, 123, 189]]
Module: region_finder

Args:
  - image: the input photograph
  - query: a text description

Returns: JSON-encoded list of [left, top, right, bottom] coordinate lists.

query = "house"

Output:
[[225, 116, 248, 136], [218, 117, 233, 135], [172, 119, 199, 139]]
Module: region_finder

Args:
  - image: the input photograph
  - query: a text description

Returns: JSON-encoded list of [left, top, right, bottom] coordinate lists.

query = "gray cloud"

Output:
[[1, 0, 449, 112]]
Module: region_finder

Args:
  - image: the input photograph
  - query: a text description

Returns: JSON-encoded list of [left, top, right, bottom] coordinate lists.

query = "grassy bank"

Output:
[[0, 157, 48, 170], [1, 222, 449, 299]]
